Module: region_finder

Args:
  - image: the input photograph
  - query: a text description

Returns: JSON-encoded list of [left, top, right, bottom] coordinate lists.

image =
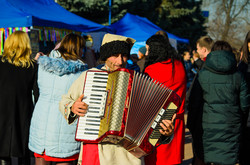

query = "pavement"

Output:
[[10, 113, 194, 165], [181, 113, 193, 165]]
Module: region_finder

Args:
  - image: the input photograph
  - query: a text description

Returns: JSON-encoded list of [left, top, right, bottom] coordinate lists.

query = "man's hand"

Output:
[[159, 113, 176, 136], [71, 94, 88, 117]]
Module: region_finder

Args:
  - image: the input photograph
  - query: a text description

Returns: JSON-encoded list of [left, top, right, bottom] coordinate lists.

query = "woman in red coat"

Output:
[[143, 34, 187, 165]]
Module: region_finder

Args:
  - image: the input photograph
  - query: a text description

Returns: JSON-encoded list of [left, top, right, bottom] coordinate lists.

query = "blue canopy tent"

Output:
[[0, 0, 112, 54], [109, 13, 189, 54], [0, 0, 32, 28], [110, 13, 188, 43], [0, 0, 110, 32]]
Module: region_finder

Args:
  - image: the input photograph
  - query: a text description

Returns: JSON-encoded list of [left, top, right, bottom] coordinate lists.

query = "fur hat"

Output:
[[99, 33, 136, 61]]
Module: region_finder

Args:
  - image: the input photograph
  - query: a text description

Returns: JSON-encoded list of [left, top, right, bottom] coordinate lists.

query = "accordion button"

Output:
[[155, 115, 161, 122], [152, 122, 157, 129], [159, 108, 165, 115]]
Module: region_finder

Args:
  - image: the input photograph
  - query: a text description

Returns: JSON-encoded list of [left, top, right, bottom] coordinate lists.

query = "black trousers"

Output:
[[0, 157, 31, 165], [239, 127, 250, 165]]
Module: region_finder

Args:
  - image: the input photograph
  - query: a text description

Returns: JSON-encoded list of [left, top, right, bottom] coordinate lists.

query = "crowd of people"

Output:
[[0, 29, 249, 165]]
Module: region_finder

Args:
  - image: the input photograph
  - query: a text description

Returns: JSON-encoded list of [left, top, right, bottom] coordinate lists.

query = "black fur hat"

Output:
[[99, 34, 136, 61]]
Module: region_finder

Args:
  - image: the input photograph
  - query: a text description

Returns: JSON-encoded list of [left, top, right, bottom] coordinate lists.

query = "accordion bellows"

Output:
[[75, 68, 181, 158]]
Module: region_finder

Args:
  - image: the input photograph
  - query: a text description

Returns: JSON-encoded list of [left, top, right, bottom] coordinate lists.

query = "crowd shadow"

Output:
[[185, 129, 193, 144], [182, 158, 193, 165], [182, 113, 193, 165]]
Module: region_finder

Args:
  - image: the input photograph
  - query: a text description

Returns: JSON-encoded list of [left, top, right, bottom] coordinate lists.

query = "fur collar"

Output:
[[38, 55, 87, 76]]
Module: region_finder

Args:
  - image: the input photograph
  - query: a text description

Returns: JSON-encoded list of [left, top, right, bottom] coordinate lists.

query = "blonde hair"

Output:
[[2, 31, 33, 68], [196, 36, 214, 52]]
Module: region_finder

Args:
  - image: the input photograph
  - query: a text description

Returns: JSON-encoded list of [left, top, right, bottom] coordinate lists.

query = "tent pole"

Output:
[[109, 0, 112, 25]]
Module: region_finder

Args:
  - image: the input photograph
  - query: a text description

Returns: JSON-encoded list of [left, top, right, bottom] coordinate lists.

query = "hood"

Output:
[[38, 52, 87, 76], [204, 50, 237, 74]]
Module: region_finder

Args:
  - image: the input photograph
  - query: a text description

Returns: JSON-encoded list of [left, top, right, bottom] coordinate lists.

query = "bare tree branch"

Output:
[[232, 0, 249, 19], [238, 17, 250, 25], [206, 0, 249, 48]]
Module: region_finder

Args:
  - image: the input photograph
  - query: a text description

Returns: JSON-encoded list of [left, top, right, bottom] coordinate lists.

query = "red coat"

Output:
[[144, 59, 187, 165]]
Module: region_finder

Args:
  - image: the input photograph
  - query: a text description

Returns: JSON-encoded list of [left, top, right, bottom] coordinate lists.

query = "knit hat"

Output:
[[139, 46, 146, 55], [85, 35, 93, 48], [99, 33, 136, 61]]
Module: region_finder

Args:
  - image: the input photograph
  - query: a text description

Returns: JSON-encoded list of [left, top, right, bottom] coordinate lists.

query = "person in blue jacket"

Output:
[[28, 33, 88, 165]]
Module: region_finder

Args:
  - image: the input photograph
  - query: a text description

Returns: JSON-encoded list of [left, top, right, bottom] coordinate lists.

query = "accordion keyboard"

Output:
[[149, 102, 177, 145], [76, 71, 108, 140]]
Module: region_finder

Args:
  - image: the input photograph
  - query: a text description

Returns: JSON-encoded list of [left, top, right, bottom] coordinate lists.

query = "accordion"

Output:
[[75, 68, 181, 158]]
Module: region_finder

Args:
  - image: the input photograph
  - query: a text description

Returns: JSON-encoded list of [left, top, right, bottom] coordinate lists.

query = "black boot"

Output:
[[18, 157, 31, 165]]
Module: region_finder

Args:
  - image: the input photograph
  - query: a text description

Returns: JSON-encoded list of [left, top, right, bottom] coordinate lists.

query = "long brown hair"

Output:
[[1, 31, 33, 68], [241, 31, 250, 63], [57, 33, 85, 61]]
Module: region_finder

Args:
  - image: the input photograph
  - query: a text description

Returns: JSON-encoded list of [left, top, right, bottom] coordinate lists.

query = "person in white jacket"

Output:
[[29, 33, 88, 165], [59, 33, 175, 165]]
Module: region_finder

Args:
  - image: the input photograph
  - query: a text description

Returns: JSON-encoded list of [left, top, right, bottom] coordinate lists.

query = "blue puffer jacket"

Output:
[[29, 50, 88, 157]]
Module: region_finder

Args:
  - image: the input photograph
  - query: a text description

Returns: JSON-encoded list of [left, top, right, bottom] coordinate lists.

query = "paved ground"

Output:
[[10, 114, 194, 165], [181, 113, 193, 165]]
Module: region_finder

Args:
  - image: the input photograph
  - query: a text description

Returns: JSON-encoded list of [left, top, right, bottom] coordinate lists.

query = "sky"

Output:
[[200, 0, 249, 45]]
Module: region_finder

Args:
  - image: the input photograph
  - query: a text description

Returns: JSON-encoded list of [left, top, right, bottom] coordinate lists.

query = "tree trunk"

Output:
[[221, 0, 233, 40], [221, 14, 231, 40]]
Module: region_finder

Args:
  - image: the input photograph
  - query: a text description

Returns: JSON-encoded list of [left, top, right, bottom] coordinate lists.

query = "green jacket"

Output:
[[197, 50, 249, 164]]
